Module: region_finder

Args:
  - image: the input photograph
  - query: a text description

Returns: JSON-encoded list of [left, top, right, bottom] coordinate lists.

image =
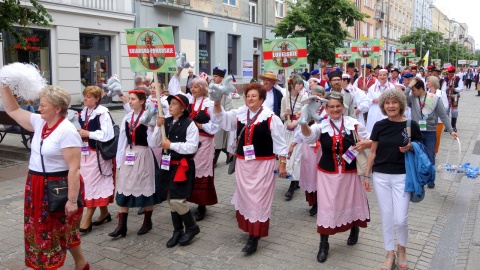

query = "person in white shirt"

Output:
[[362, 69, 396, 133]]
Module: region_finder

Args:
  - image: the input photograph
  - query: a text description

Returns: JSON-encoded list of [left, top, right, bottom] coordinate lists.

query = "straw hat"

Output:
[[259, 72, 280, 81]]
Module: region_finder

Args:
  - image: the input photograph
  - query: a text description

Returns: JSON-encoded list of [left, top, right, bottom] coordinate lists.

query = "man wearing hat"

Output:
[[411, 65, 418, 76], [346, 62, 358, 85], [155, 94, 201, 248], [354, 64, 376, 92], [441, 66, 464, 132], [310, 69, 330, 89], [259, 71, 284, 117], [373, 65, 382, 78], [362, 69, 396, 133], [342, 73, 367, 125], [401, 73, 415, 88], [389, 68, 401, 85], [211, 67, 235, 168], [328, 70, 355, 117]]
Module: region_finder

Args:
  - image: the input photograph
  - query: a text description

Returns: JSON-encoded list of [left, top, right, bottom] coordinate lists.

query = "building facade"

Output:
[[0, 0, 135, 105], [137, 0, 284, 85]]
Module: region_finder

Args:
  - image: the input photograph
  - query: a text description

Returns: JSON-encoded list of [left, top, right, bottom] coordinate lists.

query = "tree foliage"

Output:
[[272, 0, 368, 66], [398, 28, 479, 66], [0, 0, 52, 47]]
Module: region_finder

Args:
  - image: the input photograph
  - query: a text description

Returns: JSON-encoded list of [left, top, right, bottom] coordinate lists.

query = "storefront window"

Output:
[[228, 34, 238, 75], [198, 31, 211, 74], [2, 28, 51, 83], [80, 34, 111, 87]]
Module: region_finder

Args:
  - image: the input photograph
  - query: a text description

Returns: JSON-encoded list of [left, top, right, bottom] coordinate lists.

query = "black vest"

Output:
[[79, 113, 101, 149], [236, 117, 274, 159], [125, 121, 148, 147], [165, 115, 195, 161], [188, 104, 212, 137], [317, 130, 357, 173]]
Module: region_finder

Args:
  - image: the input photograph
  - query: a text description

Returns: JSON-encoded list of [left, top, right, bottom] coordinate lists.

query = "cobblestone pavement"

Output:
[[1, 88, 480, 269]]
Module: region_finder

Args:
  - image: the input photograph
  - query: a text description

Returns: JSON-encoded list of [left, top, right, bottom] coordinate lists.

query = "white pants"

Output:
[[373, 172, 411, 251]]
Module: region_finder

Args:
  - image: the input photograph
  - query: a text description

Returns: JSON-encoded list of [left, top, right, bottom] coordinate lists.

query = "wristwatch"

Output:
[[68, 199, 78, 203]]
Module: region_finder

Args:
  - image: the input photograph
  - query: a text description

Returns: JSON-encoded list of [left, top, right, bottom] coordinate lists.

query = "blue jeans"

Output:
[[421, 131, 436, 165]]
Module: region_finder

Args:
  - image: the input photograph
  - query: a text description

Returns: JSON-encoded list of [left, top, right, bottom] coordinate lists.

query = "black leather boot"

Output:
[[166, 212, 184, 248], [213, 149, 221, 167], [178, 210, 200, 245], [242, 235, 259, 254], [317, 234, 329, 263], [137, 210, 153, 235], [108, 212, 128, 238], [285, 181, 299, 200], [309, 203, 318, 216], [347, 225, 359, 246], [451, 117, 457, 132], [195, 205, 206, 221]]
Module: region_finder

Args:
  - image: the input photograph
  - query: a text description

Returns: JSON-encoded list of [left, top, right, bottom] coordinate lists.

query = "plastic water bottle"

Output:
[[273, 170, 292, 179]]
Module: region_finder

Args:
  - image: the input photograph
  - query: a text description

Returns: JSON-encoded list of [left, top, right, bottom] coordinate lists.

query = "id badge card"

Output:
[[243, 145, 256, 161], [342, 146, 359, 164], [81, 142, 89, 156], [418, 120, 427, 131], [125, 151, 136, 166], [161, 154, 171, 170]]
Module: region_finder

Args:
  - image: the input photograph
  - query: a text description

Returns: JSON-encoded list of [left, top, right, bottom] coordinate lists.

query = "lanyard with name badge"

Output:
[[243, 107, 263, 160], [125, 110, 144, 165], [418, 94, 428, 131]]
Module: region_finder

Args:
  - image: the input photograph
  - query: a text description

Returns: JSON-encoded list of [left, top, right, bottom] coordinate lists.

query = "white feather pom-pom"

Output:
[[0, 62, 47, 100]]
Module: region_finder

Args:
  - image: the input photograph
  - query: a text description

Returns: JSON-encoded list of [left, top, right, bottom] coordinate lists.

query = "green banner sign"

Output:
[[408, 57, 421, 66], [335, 47, 356, 64], [125, 27, 177, 73], [431, 59, 441, 67], [351, 39, 381, 59], [396, 44, 416, 58], [262, 37, 308, 70]]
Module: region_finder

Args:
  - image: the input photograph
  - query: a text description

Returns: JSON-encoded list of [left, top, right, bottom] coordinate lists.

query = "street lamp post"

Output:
[[419, 0, 425, 58]]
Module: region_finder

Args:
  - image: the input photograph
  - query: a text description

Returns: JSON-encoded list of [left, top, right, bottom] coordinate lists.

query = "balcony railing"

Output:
[[42, 0, 133, 14], [154, 0, 191, 10]]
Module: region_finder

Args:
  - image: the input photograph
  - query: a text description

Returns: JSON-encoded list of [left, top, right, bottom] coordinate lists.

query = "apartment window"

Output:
[[198, 31, 211, 74], [249, 2, 257, 23], [376, 27, 381, 39], [275, 0, 284, 18], [370, 0, 374, 9], [223, 0, 236, 6], [364, 0, 368, 7], [369, 24, 374, 38], [228, 35, 238, 75], [363, 22, 367, 37]]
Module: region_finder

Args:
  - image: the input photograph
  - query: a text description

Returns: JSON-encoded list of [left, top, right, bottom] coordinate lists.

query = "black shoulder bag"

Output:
[[40, 140, 83, 212], [95, 112, 120, 160]]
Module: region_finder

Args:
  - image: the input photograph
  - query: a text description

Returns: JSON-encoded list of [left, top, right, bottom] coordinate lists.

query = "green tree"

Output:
[[272, 0, 368, 67], [0, 0, 52, 47], [396, 29, 480, 66]]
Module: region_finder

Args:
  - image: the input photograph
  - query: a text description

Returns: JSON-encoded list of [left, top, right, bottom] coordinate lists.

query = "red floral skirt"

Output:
[[236, 211, 270, 237], [305, 191, 317, 206], [24, 171, 84, 269]]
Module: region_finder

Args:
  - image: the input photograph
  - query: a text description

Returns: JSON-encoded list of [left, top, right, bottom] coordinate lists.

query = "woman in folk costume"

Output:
[[299, 92, 371, 263], [168, 70, 220, 221], [281, 75, 308, 199], [291, 85, 326, 216], [153, 94, 201, 248], [108, 90, 162, 238], [0, 63, 90, 270], [211, 83, 288, 254], [361, 69, 396, 133], [77, 86, 115, 233]]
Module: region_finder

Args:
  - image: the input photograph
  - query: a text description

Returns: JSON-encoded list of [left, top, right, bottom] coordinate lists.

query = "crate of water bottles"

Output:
[[437, 138, 470, 181]]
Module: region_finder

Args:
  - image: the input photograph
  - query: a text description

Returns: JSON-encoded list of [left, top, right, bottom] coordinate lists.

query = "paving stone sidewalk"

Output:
[[1, 88, 480, 269]]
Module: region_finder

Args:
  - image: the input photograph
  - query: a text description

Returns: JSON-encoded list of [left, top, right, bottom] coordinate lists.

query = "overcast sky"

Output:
[[433, 0, 480, 48]]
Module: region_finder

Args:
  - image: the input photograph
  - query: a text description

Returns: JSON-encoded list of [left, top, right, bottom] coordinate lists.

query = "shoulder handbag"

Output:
[[227, 125, 247, 175], [95, 112, 119, 161], [352, 126, 368, 176], [40, 141, 83, 212]]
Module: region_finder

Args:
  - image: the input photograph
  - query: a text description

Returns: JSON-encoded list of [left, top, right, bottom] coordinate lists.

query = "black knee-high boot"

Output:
[[137, 210, 153, 235], [317, 234, 329, 263], [347, 225, 359, 245]]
